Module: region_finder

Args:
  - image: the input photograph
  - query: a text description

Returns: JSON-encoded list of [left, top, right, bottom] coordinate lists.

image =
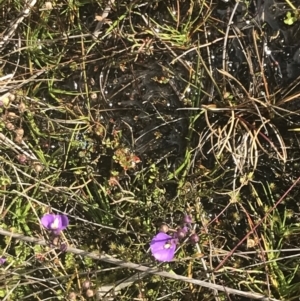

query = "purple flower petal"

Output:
[[0, 257, 6, 265], [41, 213, 69, 233], [150, 232, 176, 262], [41, 213, 55, 229], [59, 214, 69, 230]]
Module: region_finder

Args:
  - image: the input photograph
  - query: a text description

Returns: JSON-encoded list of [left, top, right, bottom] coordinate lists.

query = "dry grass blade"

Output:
[[216, 111, 236, 158], [96, 272, 148, 300], [222, 1, 240, 75], [1, 0, 300, 300], [0, 132, 37, 160], [252, 28, 270, 102], [0, 0, 37, 51], [217, 69, 250, 98], [93, 0, 116, 38], [0, 70, 46, 93], [0, 228, 281, 301], [202, 107, 259, 176]]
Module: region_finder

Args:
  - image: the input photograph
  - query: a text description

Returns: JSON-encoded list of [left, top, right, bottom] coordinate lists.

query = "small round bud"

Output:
[[90, 92, 97, 100], [1, 96, 10, 107], [33, 162, 44, 173], [223, 91, 231, 99], [82, 280, 91, 290], [177, 227, 188, 239], [189, 233, 199, 244], [17, 154, 27, 164], [15, 128, 24, 137], [86, 289, 94, 298], [18, 101, 26, 113], [14, 135, 23, 144], [78, 151, 86, 158], [183, 214, 192, 224], [8, 93, 16, 101], [6, 122, 15, 131], [7, 112, 17, 119], [45, 1, 53, 9], [68, 292, 77, 300], [160, 224, 169, 233]]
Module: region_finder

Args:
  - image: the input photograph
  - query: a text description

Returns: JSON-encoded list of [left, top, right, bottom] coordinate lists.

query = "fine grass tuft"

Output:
[[1, 0, 300, 300]]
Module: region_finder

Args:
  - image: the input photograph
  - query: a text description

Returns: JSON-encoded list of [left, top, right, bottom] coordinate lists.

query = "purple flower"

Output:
[[150, 232, 176, 262], [0, 257, 6, 265], [41, 213, 69, 234]]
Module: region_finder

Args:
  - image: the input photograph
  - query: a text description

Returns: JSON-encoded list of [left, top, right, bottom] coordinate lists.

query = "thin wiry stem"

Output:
[[0, 0, 37, 51], [214, 176, 300, 271], [0, 228, 280, 301]]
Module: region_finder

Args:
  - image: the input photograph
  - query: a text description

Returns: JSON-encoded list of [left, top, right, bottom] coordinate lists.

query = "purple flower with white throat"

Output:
[[150, 232, 177, 262], [41, 213, 69, 234]]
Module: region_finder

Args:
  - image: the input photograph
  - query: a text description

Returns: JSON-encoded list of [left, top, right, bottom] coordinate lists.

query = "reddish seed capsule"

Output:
[[183, 215, 192, 224], [177, 227, 188, 239], [17, 154, 27, 164], [189, 233, 199, 244]]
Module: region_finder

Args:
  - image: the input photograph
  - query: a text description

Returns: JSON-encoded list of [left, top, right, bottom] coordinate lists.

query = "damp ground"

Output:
[[1, 0, 300, 300]]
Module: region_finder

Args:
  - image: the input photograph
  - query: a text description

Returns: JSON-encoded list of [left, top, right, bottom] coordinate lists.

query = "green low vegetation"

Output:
[[1, 0, 300, 300]]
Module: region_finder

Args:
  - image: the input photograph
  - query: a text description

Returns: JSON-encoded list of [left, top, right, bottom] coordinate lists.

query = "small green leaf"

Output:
[[284, 11, 297, 25]]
